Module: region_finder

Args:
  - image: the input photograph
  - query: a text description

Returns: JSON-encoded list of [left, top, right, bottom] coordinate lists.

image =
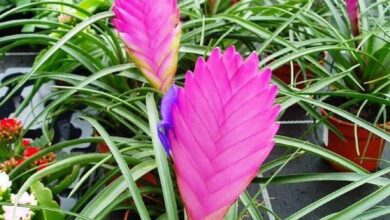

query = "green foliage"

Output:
[[320, 0, 390, 94], [30, 181, 65, 220]]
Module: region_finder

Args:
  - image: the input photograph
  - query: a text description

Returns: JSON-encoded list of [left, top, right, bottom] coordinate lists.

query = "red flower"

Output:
[[24, 146, 40, 157], [37, 159, 48, 171], [22, 139, 31, 148], [0, 118, 22, 142]]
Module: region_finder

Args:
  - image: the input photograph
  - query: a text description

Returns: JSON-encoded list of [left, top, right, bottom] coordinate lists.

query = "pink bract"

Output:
[[346, 0, 360, 36], [113, 0, 181, 92], [165, 47, 280, 219]]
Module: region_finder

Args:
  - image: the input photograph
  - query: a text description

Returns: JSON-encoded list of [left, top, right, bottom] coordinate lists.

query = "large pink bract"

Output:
[[165, 47, 280, 219]]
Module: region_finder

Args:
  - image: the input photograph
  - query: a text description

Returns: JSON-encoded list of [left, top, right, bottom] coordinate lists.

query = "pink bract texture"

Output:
[[167, 47, 280, 219], [113, 0, 181, 92], [346, 0, 360, 36]]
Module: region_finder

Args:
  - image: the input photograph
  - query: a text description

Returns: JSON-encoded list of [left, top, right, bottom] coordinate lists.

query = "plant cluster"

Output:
[[0, 0, 389, 219]]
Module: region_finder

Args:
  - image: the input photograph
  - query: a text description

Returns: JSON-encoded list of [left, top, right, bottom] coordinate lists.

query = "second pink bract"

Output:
[[113, 0, 181, 92], [345, 0, 360, 36]]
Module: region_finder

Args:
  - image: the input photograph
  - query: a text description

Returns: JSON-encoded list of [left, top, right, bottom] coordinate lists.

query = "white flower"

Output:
[[11, 193, 37, 206], [0, 172, 12, 193], [2, 206, 33, 220], [2, 193, 37, 220]]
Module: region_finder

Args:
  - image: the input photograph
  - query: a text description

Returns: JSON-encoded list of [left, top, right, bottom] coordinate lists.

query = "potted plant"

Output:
[[205, 0, 240, 16], [317, 0, 390, 172], [272, 52, 326, 89], [246, 1, 329, 89]]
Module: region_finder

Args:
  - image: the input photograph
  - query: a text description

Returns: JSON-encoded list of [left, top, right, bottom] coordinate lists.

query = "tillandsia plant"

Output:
[[322, 0, 390, 97], [113, 0, 181, 92], [114, 1, 280, 218], [4, 0, 390, 219], [304, 0, 390, 171], [158, 47, 280, 219], [325, 0, 390, 109], [205, 0, 240, 16], [345, 0, 360, 37]]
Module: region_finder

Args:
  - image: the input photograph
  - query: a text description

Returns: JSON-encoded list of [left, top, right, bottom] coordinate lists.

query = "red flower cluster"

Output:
[[0, 139, 56, 172], [22, 139, 56, 171], [0, 118, 22, 143]]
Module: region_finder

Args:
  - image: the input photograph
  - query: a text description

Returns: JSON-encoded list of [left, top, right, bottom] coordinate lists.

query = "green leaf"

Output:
[[76, 0, 105, 18], [30, 181, 64, 220], [81, 116, 151, 220], [51, 165, 81, 195], [78, 160, 157, 219], [31, 135, 51, 147], [0, 202, 89, 219], [0, 11, 114, 109], [254, 173, 390, 187], [323, 182, 390, 220], [239, 191, 262, 220], [146, 94, 179, 220], [279, 68, 355, 110], [279, 91, 390, 142], [286, 167, 390, 220], [224, 200, 238, 220], [10, 138, 103, 178], [275, 136, 368, 174], [354, 206, 390, 219]]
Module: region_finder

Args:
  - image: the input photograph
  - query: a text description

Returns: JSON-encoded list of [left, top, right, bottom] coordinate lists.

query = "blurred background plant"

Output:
[[302, 0, 390, 172], [0, 0, 389, 219]]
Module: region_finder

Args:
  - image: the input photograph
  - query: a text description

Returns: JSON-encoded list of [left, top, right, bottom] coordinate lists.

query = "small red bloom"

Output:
[[0, 118, 22, 142], [24, 146, 40, 157], [37, 159, 48, 171], [16, 158, 24, 166], [22, 139, 31, 148]]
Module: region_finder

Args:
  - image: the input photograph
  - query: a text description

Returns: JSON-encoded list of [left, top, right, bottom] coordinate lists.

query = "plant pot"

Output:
[[273, 53, 326, 89], [320, 109, 388, 172], [273, 63, 313, 89]]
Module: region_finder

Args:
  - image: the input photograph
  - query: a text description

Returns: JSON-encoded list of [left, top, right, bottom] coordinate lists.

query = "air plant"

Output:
[[113, 1, 279, 218], [206, 0, 240, 16], [158, 47, 280, 219], [345, 0, 360, 37], [113, 0, 181, 92], [320, 0, 390, 94]]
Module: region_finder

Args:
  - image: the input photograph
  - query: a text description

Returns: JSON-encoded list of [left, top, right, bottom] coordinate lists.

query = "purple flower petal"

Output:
[[158, 122, 172, 154], [158, 85, 179, 154]]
